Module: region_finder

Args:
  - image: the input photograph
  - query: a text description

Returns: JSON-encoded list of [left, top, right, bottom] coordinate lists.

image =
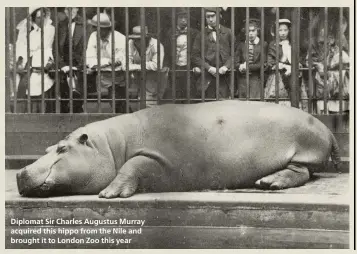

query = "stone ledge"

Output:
[[6, 171, 350, 231], [5, 171, 350, 248]]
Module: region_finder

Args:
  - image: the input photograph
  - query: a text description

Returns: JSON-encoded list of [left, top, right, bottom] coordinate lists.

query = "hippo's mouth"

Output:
[[17, 174, 71, 198]]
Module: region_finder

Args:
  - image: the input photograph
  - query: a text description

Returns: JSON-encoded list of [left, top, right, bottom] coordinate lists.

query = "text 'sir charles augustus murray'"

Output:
[[10, 218, 146, 246]]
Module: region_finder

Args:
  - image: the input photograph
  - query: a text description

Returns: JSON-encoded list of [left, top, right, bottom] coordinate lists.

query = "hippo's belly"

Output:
[[127, 101, 318, 191]]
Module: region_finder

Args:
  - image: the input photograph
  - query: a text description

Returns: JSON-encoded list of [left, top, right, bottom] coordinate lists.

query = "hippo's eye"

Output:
[[57, 146, 67, 154]]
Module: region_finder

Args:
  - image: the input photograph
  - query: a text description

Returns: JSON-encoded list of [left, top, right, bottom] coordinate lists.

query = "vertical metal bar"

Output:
[[186, 7, 191, 103], [230, 7, 235, 99], [308, 9, 313, 113], [201, 8, 205, 102], [338, 7, 343, 114], [12, 8, 17, 113], [296, 8, 300, 108], [125, 7, 129, 113], [215, 7, 220, 101], [323, 7, 328, 114], [171, 8, 176, 103], [290, 8, 298, 108], [245, 7, 250, 100], [260, 8, 265, 101], [275, 8, 279, 104], [140, 7, 146, 109], [27, 8, 31, 112], [111, 7, 116, 113], [96, 7, 101, 113], [157, 8, 161, 105], [82, 7, 87, 113], [5, 8, 11, 112], [54, 8, 59, 113], [68, 8, 73, 114], [40, 8, 45, 113]]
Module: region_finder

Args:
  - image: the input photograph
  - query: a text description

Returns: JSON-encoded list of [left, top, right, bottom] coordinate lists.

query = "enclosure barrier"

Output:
[[5, 7, 349, 115]]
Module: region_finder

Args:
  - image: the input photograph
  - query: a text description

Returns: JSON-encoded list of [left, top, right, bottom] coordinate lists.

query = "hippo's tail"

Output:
[[330, 132, 341, 172]]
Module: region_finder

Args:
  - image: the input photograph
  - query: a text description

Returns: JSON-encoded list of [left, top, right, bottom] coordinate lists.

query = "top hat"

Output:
[[88, 13, 112, 28]]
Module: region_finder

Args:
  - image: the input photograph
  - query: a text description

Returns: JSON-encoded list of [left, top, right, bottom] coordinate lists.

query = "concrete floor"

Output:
[[6, 170, 350, 201]]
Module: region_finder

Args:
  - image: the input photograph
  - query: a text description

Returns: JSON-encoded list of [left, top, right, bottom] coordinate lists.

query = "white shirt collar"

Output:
[[247, 37, 260, 45], [207, 25, 220, 30], [32, 23, 40, 31], [279, 39, 290, 45]]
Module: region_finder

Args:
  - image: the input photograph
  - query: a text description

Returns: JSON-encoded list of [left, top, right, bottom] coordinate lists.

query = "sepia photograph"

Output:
[[4, 4, 354, 249]]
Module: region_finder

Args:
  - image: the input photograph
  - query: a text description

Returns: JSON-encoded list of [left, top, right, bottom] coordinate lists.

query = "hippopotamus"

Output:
[[16, 100, 340, 198]]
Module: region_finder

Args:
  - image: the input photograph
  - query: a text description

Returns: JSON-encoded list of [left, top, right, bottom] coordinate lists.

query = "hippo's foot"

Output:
[[255, 164, 310, 190], [99, 172, 138, 199]]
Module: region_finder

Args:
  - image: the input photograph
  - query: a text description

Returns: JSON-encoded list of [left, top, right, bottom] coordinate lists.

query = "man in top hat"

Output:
[[127, 25, 166, 108], [163, 8, 199, 103], [54, 7, 93, 113], [86, 12, 127, 113], [191, 7, 236, 99], [236, 18, 268, 99]]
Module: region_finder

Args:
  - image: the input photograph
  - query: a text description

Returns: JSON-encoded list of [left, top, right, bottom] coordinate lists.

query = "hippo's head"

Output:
[[16, 129, 116, 197]]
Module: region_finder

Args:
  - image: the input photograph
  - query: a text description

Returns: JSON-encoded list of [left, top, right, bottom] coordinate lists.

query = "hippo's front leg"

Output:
[[98, 155, 164, 199]]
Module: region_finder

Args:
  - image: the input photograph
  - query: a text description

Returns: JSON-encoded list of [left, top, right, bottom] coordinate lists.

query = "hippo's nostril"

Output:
[[16, 172, 24, 195]]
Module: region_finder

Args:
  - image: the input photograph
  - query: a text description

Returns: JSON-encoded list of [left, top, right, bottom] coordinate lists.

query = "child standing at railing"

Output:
[[236, 18, 268, 100], [265, 18, 303, 107]]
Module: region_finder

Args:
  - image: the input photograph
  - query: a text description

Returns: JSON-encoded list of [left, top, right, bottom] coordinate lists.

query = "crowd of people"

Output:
[[9, 7, 350, 114]]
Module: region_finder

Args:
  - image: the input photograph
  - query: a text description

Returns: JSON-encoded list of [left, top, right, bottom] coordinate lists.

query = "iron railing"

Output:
[[5, 7, 350, 115]]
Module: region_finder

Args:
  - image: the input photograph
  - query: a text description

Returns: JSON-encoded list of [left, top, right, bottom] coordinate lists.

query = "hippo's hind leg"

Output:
[[255, 164, 310, 190], [99, 155, 166, 199]]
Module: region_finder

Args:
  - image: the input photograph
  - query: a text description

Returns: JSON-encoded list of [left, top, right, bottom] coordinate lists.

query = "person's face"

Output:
[[318, 28, 335, 46], [133, 38, 140, 43], [99, 27, 111, 40], [278, 24, 289, 40], [177, 14, 188, 29], [205, 12, 217, 28], [64, 7, 79, 20], [248, 25, 258, 41], [34, 10, 43, 27]]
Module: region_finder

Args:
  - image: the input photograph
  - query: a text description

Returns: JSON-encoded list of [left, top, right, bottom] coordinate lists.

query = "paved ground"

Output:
[[6, 170, 350, 202]]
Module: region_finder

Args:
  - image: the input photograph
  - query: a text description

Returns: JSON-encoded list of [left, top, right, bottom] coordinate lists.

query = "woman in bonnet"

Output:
[[265, 19, 299, 106], [15, 7, 55, 113]]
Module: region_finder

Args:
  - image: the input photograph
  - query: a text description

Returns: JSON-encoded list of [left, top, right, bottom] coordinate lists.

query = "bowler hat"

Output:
[[128, 26, 149, 39], [204, 7, 219, 13], [88, 13, 112, 28], [243, 18, 261, 29], [176, 7, 189, 16]]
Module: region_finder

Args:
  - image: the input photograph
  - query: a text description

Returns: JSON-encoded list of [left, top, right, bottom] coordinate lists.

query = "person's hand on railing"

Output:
[[238, 62, 246, 73], [44, 61, 54, 74], [208, 67, 217, 77], [192, 67, 201, 74], [271, 63, 285, 71], [315, 62, 325, 75], [218, 66, 228, 75], [284, 64, 291, 76], [107, 60, 121, 67], [61, 66, 78, 73]]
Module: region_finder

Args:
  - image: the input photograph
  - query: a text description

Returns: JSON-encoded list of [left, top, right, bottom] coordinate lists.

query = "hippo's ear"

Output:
[[78, 134, 88, 144]]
